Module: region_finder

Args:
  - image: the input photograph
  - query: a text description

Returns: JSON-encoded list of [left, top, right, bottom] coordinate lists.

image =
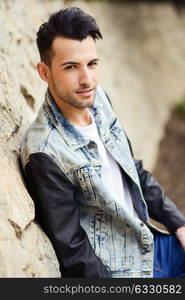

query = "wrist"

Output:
[[175, 225, 185, 235]]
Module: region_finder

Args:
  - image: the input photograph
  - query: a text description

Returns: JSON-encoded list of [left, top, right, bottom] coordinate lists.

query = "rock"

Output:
[[0, 0, 63, 278], [0, 154, 60, 277]]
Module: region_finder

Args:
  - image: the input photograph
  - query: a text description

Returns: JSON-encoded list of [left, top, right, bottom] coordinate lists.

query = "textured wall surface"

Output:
[[0, 0, 64, 278], [0, 0, 185, 277]]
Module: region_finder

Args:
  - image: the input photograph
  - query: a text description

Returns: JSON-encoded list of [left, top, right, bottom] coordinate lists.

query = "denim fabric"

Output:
[[154, 233, 185, 278], [20, 86, 165, 277]]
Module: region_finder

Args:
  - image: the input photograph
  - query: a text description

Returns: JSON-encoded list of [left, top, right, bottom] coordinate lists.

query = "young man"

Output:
[[20, 7, 185, 278]]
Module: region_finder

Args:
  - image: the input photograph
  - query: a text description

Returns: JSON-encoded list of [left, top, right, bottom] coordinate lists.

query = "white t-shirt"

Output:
[[75, 113, 138, 218]]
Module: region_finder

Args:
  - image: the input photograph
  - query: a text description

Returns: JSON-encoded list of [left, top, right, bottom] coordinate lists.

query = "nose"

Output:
[[79, 67, 92, 87]]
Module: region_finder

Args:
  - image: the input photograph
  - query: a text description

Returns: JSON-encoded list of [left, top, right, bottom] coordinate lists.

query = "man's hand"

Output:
[[175, 226, 185, 251]]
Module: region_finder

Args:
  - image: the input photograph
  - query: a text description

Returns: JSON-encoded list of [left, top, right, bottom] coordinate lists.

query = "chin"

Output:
[[84, 98, 95, 108], [77, 97, 95, 109]]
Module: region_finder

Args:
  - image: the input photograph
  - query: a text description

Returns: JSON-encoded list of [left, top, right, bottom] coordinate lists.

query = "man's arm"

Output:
[[104, 90, 185, 248], [124, 133, 185, 236], [23, 152, 111, 277], [135, 159, 185, 249]]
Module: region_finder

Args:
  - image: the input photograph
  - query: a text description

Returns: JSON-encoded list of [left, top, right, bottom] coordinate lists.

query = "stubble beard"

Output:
[[51, 79, 96, 110], [62, 92, 96, 109]]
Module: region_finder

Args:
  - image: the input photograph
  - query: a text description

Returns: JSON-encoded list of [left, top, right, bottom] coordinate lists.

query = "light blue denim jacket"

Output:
[[20, 86, 159, 277]]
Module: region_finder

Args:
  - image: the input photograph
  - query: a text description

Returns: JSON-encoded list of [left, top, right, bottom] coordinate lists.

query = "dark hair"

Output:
[[36, 7, 102, 65]]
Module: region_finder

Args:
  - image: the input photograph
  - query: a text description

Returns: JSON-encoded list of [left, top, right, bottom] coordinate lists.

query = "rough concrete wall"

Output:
[[0, 0, 63, 278], [0, 0, 185, 277]]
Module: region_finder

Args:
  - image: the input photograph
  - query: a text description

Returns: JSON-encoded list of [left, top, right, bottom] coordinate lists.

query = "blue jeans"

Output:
[[153, 233, 185, 278]]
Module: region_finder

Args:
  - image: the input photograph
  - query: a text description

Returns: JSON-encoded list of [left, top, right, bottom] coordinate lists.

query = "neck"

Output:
[[64, 105, 92, 127]]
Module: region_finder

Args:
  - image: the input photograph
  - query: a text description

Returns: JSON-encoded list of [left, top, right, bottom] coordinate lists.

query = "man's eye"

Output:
[[89, 62, 98, 67], [65, 65, 76, 70]]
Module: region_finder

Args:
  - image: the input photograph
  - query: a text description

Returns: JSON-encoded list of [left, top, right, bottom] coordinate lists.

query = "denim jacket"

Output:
[[20, 86, 185, 278]]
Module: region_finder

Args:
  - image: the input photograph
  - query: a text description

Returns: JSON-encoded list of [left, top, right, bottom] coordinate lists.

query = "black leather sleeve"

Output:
[[24, 152, 111, 278], [124, 134, 185, 233], [135, 159, 185, 233]]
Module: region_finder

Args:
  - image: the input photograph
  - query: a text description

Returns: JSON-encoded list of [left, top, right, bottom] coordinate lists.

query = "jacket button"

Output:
[[142, 246, 151, 254], [140, 222, 144, 227], [88, 142, 94, 149]]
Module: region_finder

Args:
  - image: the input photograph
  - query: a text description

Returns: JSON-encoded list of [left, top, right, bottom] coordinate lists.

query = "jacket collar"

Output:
[[44, 88, 103, 150]]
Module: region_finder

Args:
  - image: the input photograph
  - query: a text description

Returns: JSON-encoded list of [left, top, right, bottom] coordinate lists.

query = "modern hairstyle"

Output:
[[36, 7, 102, 66]]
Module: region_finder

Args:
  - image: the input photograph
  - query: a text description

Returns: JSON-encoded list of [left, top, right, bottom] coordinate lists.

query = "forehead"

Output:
[[51, 36, 97, 62]]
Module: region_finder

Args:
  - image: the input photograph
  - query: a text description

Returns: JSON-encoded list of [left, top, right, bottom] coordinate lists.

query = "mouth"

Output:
[[76, 88, 95, 97]]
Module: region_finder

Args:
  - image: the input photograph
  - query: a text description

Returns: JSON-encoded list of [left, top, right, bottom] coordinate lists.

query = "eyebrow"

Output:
[[60, 58, 100, 66]]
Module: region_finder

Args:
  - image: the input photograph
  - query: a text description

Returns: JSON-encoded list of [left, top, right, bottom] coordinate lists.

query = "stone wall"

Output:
[[0, 0, 185, 277], [0, 0, 64, 278]]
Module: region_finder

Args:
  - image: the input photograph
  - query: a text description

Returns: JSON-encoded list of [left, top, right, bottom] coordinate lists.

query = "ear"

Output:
[[37, 62, 50, 83]]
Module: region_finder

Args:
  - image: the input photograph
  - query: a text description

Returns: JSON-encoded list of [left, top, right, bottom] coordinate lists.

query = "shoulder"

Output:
[[20, 103, 60, 169]]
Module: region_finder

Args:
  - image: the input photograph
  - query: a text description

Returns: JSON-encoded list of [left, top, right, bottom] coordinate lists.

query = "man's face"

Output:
[[46, 35, 99, 110]]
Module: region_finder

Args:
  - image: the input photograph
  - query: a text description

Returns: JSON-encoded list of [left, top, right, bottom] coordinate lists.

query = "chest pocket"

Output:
[[75, 164, 101, 207]]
